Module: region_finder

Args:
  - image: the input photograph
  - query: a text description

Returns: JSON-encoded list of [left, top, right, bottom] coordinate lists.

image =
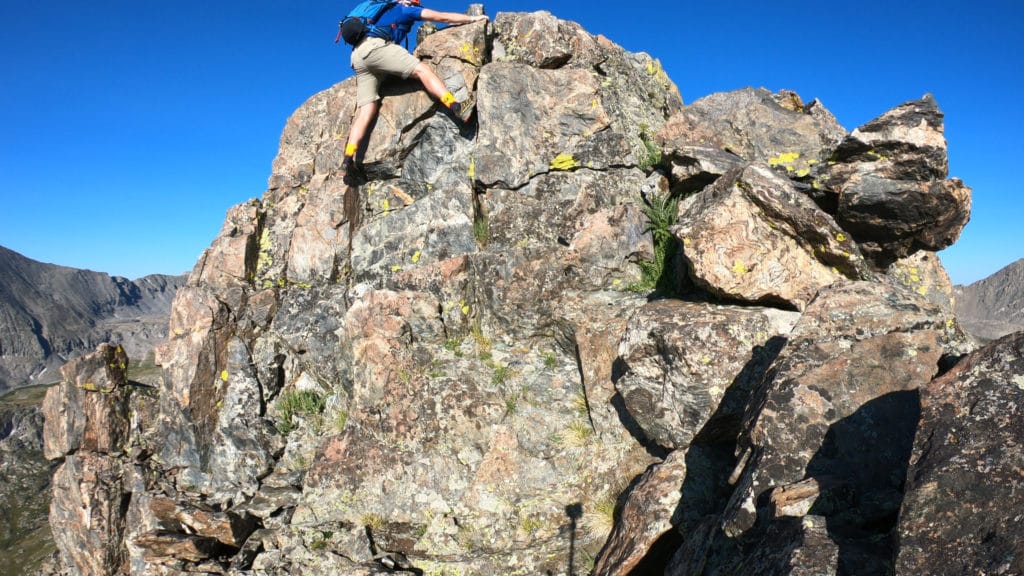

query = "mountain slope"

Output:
[[0, 245, 185, 391], [955, 258, 1024, 341]]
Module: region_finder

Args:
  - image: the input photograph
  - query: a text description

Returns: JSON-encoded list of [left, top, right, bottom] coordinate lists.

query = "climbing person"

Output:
[[339, 0, 488, 185]]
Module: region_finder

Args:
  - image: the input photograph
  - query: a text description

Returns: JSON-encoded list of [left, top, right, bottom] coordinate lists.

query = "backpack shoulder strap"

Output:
[[337, 0, 399, 45], [345, 0, 398, 23]]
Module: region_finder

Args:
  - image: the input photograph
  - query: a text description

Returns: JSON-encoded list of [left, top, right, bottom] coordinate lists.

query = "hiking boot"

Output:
[[449, 94, 476, 124], [342, 157, 366, 186]]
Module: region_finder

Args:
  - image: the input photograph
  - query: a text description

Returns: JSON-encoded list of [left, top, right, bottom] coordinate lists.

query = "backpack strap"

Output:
[[337, 0, 399, 45]]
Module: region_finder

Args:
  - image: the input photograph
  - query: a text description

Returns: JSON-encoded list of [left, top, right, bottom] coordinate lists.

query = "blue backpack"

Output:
[[336, 0, 399, 46]]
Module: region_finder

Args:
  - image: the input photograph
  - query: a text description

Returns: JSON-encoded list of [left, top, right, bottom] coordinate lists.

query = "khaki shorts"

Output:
[[351, 37, 421, 107]]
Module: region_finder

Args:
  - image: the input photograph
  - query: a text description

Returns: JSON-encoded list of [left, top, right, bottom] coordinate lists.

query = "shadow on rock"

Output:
[[726, 391, 921, 575], [805, 390, 920, 575]]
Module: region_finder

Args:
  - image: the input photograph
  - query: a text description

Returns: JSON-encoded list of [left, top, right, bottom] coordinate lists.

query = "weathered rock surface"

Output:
[[592, 450, 690, 575], [614, 300, 800, 450], [896, 331, 1024, 575], [657, 88, 846, 193], [42, 343, 130, 460], [39, 8, 1007, 576], [887, 250, 957, 311], [48, 453, 130, 575], [691, 281, 956, 574], [0, 245, 185, 392], [731, 280, 948, 514], [814, 95, 972, 266], [42, 343, 134, 576], [674, 164, 871, 310]]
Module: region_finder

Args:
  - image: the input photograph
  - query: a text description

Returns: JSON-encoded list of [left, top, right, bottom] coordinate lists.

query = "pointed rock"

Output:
[[593, 451, 688, 576], [43, 343, 131, 459], [830, 94, 948, 181], [815, 95, 972, 265], [191, 200, 262, 290]]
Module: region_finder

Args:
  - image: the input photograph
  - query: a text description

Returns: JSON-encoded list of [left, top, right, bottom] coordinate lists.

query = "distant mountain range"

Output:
[[955, 258, 1024, 342], [0, 245, 186, 391]]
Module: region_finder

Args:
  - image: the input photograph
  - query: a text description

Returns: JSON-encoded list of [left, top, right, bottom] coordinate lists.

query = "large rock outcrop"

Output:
[[40, 8, 1012, 576], [41, 343, 134, 576]]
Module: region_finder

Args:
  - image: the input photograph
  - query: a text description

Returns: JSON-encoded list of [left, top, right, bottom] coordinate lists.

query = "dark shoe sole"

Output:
[[451, 94, 476, 124]]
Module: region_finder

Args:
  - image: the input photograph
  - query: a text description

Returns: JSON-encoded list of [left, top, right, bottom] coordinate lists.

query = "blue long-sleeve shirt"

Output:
[[369, 5, 424, 45]]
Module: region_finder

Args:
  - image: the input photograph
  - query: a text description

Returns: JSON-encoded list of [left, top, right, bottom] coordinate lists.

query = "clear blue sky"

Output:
[[1, 1, 1021, 285]]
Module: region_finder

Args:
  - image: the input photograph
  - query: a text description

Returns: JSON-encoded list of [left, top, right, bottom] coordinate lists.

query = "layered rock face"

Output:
[[41, 9, 1018, 576]]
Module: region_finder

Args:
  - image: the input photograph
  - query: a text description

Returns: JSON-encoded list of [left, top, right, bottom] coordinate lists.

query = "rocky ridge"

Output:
[[40, 9, 1022, 576], [0, 245, 186, 392], [954, 257, 1024, 342]]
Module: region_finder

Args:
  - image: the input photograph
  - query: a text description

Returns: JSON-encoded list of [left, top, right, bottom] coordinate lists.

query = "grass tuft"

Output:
[[276, 389, 327, 435]]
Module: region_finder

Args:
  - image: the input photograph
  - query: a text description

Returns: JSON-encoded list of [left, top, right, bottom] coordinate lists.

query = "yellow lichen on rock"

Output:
[[549, 154, 579, 171], [769, 152, 801, 167]]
